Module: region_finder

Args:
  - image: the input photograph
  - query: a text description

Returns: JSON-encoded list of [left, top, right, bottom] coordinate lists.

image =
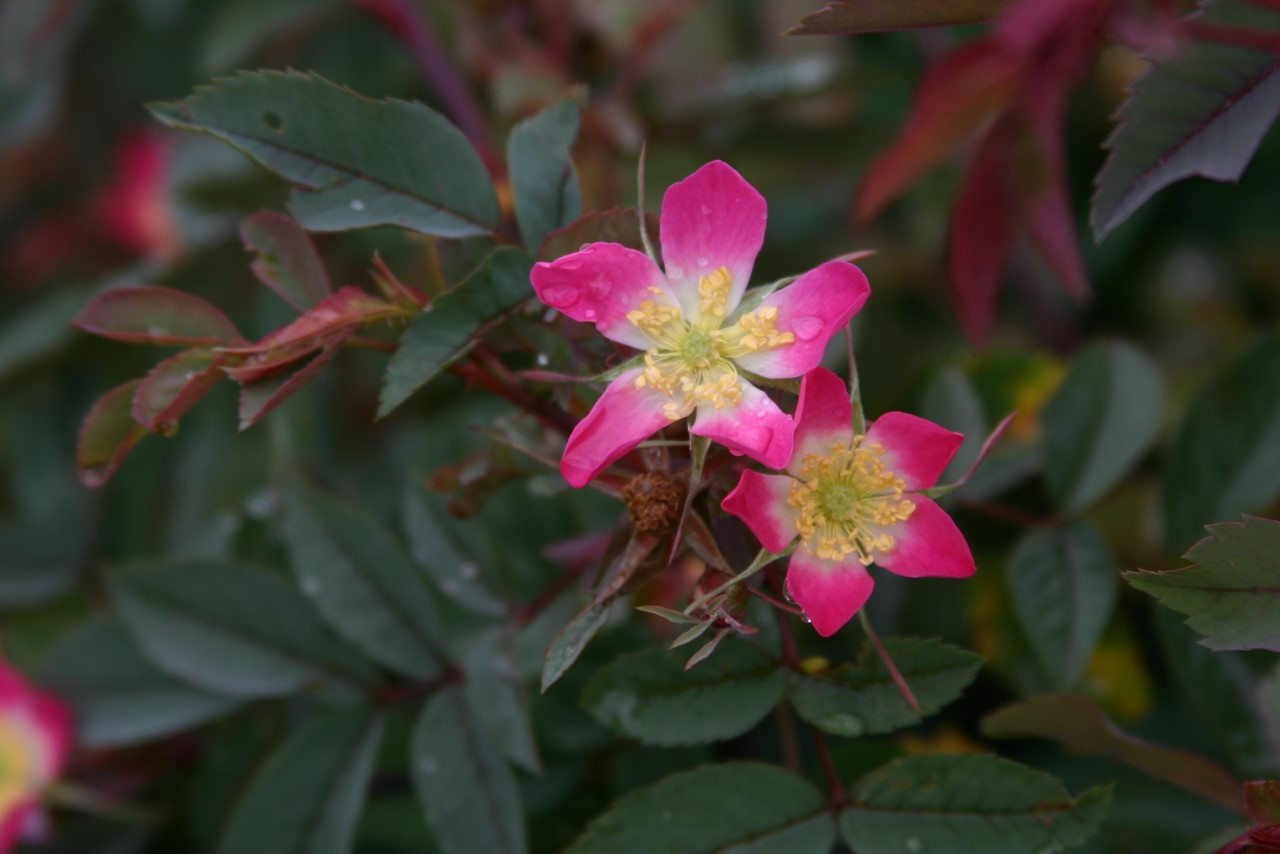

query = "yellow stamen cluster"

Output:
[[0, 716, 36, 817], [733, 306, 794, 352], [698, 267, 732, 320], [627, 267, 795, 421], [787, 437, 916, 564]]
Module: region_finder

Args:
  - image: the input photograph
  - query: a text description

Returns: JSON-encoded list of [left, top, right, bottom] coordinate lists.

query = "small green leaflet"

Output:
[[508, 98, 582, 252], [1127, 515, 1280, 653]]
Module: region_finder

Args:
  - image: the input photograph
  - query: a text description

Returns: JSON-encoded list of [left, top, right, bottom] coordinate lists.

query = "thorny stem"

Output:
[[958, 498, 1054, 528], [770, 566, 848, 808], [859, 610, 920, 712], [464, 346, 580, 435], [746, 584, 803, 616]]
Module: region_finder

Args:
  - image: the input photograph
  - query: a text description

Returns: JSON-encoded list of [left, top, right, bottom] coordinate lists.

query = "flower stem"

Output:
[[845, 325, 866, 435], [859, 610, 919, 711]]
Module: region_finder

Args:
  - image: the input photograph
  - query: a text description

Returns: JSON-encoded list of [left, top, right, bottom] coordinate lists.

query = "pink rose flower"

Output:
[[723, 368, 976, 636], [0, 659, 72, 852], [531, 160, 870, 488]]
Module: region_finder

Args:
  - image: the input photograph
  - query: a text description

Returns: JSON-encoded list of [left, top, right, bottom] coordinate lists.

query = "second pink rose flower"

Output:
[[531, 160, 870, 488]]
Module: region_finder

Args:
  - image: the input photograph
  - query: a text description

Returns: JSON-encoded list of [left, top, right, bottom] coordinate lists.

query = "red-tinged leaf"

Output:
[[787, 0, 1009, 35], [132, 349, 226, 434], [78, 380, 148, 488], [223, 338, 333, 385], [1025, 174, 1090, 300], [220, 287, 395, 356], [947, 119, 1019, 345], [1247, 781, 1280, 824], [73, 287, 240, 345], [238, 337, 347, 430], [240, 210, 332, 312], [981, 694, 1244, 814], [856, 44, 1020, 220]]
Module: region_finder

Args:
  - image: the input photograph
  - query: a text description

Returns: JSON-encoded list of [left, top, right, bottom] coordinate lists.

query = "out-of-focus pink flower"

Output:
[[96, 130, 182, 261], [723, 368, 976, 636], [531, 161, 870, 488], [0, 659, 72, 852]]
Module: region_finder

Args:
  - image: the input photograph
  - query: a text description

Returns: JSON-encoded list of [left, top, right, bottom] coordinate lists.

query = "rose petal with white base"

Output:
[[560, 369, 681, 489]]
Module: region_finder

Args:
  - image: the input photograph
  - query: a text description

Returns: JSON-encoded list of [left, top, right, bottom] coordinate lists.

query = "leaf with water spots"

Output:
[[565, 763, 833, 854], [788, 637, 983, 737], [840, 754, 1113, 853], [412, 685, 527, 854]]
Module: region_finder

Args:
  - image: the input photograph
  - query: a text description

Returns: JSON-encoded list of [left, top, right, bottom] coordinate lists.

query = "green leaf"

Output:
[[401, 482, 506, 617], [150, 70, 498, 237], [787, 0, 1009, 34], [1005, 521, 1118, 688], [0, 521, 83, 610], [41, 617, 241, 748], [565, 763, 832, 854], [413, 684, 527, 854], [72, 287, 240, 345], [1154, 607, 1279, 777], [463, 629, 541, 773], [917, 367, 987, 487], [285, 485, 448, 679], [1165, 334, 1280, 552], [1092, 0, 1280, 237], [981, 693, 1244, 814], [379, 248, 534, 417], [240, 209, 332, 311], [788, 637, 983, 737], [1042, 341, 1162, 513], [109, 560, 375, 698], [841, 754, 1113, 853], [541, 599, 610, 693], [217, 707, 384, 854], [77, 379, 149, 488], [537, 207, 658, 263], [581, 640, 784, 746], [0, 288, 87, 385], [1127, 515, 1280, 653], [508, 98, 582, 252]]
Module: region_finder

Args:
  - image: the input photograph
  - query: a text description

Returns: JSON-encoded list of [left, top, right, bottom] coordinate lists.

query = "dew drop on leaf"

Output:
[[349, 199, 366, 211]]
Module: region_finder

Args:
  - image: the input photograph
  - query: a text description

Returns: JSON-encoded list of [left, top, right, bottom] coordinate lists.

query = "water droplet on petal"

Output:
[[349, 199, 366, 211], [583, 308, 597, 320], [579, 245, 595, 255], [800, 612, 812, 624], [541, 284, 579, 308], [791, 316, 824, 341], [696, 256, 708, 267], [667, 264, 684, 280], [700, 205, 712, 215]]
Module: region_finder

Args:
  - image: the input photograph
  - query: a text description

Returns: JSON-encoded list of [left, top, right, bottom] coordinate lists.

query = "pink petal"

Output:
[[866, 412, 964, 491], [561, 369, 676, 488], [690, 381, 793, 470], [27, 692, 73, 778], [734, 261, 870, 379], [789, 367, 854, 475], [531, 243, 674, 350], [785, 551, 874, 637], [721, 471, 797, 553], [875, 496, 975, 579], [0, 800, 34, 851], [659, 161, 766, 319]]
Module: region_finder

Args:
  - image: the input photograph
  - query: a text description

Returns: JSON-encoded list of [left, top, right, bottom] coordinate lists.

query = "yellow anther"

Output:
[[734, 306, 795, 352], [697, 267, 732, 321], [787, 437, 916, 566], [0, 716, 37, 815], [627, 300, 682, 335]]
